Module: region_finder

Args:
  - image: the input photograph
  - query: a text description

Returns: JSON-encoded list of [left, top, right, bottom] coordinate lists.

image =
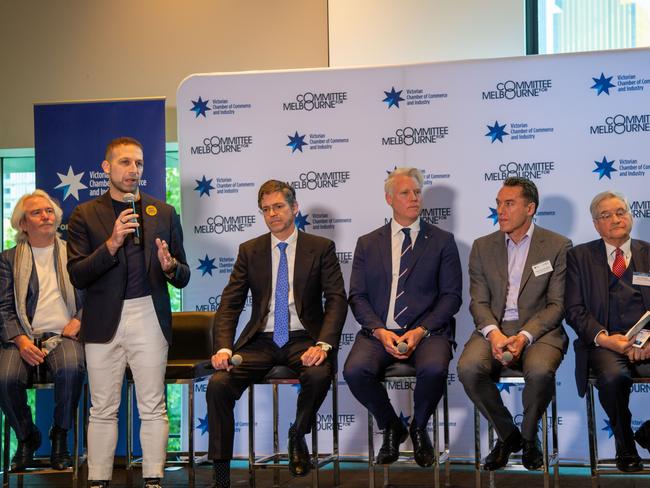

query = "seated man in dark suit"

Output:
[[565, 190, 650, 472], [0, 190, 84, 472], [207, 180, 347, 488], [343, 167, 462, 467]]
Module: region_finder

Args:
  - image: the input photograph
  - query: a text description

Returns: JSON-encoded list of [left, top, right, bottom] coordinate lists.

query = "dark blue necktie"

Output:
[[273, 242, 289, 347], [394, 228, 412, 328]]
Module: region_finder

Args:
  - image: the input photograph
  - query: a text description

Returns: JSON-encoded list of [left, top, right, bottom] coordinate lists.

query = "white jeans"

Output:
[[85, 296, 169, 480]]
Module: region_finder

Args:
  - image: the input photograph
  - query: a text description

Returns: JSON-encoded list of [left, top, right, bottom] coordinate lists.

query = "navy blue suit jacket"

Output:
[[348, 220, 462, 340], [565, 238, 650, 396]]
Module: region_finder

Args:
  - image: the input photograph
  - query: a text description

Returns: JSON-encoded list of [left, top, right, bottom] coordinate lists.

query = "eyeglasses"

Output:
[[260, 203, 288, 215], [595, 208, 629, 221]]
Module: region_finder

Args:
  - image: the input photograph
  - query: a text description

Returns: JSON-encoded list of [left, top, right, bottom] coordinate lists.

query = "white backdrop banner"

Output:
[[177, 48, 650, 461]]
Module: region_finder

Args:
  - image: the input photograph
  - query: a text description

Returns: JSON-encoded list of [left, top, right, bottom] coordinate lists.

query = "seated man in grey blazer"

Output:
[[458, 177, 571, 471]]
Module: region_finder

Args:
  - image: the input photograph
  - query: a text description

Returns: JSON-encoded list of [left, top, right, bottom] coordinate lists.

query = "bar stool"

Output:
[[585, 375, 650, 487], [473, 368, 559, 488], [2, 377, 87, 488], [248, 365, 340, 488], [367, 362, 450, 488]]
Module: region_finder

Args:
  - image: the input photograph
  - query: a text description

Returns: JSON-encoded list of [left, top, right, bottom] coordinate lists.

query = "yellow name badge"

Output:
[[145, 205, 157, 217]]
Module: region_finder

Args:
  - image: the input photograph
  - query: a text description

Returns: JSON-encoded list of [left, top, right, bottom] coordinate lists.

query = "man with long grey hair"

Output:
[[0, 189, 84, 472]]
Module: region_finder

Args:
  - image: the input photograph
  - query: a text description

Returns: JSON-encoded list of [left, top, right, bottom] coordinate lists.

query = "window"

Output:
[[534, 0, 650, 54]]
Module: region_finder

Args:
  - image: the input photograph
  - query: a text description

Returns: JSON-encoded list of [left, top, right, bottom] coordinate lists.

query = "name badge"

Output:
[[633, 272, 650, 286], [532, 260, 553, 277]]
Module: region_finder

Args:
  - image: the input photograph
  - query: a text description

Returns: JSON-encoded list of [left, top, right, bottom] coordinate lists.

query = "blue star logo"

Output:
[[487, 207, 498, 225], [591, 73, 615, 96], [593, 156, 617, 180], [190, 96, 210, 117], [383, 87, 404, 109], [295, 211, 311, 232], [398, 411, 411, 429], [194, 175, 215, 197], [496, 382, 512, 393], [197, 415, 209, 435], [602, 419, 614, 438], [54, 166, 88, 201], [485, 121, 509, 143], [287, 131, 308, 153], [197, 254, 217, 276]]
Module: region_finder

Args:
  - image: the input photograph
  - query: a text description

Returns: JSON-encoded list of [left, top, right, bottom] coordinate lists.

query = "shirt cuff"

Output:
[[518, 330, 534, 345], [316, 341, 332, 352], [480, 325, 499, 339], [216, 348, 233, 357], [594, 330, 608, 347]]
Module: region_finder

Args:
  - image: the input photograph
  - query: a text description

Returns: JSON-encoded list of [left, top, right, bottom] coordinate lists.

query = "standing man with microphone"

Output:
[[343, 168, 462, 468], [458, 177, 571, 471], [67, 137, 190, 488]]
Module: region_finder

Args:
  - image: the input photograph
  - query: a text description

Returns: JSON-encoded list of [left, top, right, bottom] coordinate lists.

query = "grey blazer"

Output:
[[468, 225, 572, 351]]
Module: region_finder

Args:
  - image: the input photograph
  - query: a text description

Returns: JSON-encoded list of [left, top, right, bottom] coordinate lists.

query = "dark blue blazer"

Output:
[[348, 220, 462, 340], [565, 238, 650, 396]]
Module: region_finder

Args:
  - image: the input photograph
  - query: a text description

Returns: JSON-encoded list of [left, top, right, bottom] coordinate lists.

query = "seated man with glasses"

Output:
[[206, 180, 347, 488], [566, 190, 650, 472]]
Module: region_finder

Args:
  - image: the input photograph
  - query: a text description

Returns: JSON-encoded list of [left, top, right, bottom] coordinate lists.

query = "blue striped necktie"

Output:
[[394, 228, 412, 328], [273, 242, 290, 347]]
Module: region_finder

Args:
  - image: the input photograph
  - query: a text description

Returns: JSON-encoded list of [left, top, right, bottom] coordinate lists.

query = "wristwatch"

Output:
[[418, 325, 430, 338]]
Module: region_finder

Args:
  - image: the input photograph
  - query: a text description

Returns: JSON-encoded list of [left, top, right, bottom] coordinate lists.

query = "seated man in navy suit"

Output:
[[566, 190, 650, 472], [343, 167, 462, 467]]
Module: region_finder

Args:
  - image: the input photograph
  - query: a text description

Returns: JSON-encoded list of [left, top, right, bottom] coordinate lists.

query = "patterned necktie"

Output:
[[273, 242, 290, 347], [394, 228, 412, 327], [612, 247, 626, 279]]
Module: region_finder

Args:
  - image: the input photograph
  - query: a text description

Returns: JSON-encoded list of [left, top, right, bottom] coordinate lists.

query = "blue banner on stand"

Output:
[[32, 98, 166, 457], [34, 98, 166, 230]]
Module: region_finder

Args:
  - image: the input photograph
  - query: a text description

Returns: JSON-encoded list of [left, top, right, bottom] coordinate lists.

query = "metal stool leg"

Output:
[[542, 410, 549, 488], [311, 416, 319, 488], [3, 416, 9, 488], [586, 383, 599, 488], [368, 410, 375, 488], [488, 423, 495, 488], [188, 383, 195, 487], [248, 385, 255, 488], [332, 378, 340, 488], [474, 406, 481, 488], [433, 405, 440, 488], [273, 384, 280, 488], [552, 391, 559, 488], [443, 386, 450, 488]]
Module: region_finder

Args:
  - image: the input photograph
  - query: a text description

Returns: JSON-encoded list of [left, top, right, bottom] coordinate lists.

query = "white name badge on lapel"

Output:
[[632, 272, 650, 286], [532, 260, 553, 277]]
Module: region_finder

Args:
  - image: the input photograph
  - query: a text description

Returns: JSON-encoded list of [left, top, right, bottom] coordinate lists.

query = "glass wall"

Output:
[[537, 0, 650, 54]]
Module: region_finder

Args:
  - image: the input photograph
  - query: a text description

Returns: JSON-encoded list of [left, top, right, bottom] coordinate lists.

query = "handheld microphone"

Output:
[[502, 351, 514, 364], [123, 193, 140, 245], [396, 342, 408, 354], [230, 354, 243, 367]]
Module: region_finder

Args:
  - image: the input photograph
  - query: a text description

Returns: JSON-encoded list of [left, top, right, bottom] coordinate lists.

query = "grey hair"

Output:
[[589, 190, 630, 220], [384, 167, 424, 195], [10, 189, 63, 242]]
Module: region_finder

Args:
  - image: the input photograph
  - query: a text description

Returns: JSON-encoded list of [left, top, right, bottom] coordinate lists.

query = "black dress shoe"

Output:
[[616, 453, 643, 472], [410, 425, 435, 467], [288, 426, 311, 477], [376, 420, 408, 465], [522, 438, 543, 470], [483, 428, 522, 471], [10, 426, 41, 471], [50, 425, 72, 470]]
